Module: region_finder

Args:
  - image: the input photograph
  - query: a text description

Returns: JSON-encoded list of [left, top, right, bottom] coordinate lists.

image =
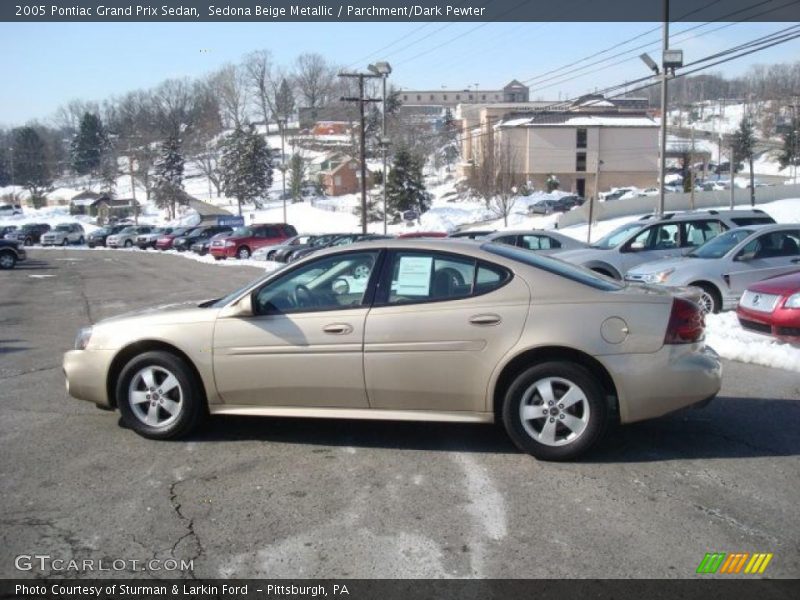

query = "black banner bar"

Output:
[[3, 0, 800, 22], [2, 580, 800, 600]]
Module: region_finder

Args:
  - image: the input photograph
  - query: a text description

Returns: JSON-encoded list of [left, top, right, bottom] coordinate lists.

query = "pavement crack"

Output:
[[168, 478, 205, 579], [0, 365, 60, 381]]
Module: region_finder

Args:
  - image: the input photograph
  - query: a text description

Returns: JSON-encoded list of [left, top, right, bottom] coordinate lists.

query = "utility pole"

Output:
[[278, 118, 287, 223], [339, 71, 381, 234], [730, 140, 735, 209], [657, 0, 669, 217], [8, 146, 14, 198], [588, 158, 602, 244], [128, 155, 138, 224], [689, 126, 695, 210], [381, 76, 389, 234]]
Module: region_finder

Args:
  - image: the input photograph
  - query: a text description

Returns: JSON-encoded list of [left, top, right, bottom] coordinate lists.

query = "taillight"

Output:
[[664, 297, 705, 344]]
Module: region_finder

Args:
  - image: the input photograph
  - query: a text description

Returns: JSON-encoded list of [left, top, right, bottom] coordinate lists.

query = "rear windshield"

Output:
[[730, 216, 775, 226], [483, 243, 624, 291]]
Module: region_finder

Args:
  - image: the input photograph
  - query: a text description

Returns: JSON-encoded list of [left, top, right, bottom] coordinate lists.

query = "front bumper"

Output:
[[737, 305, 800, 343], [602, 344, 722, 424], [63, 348, 116, 407]]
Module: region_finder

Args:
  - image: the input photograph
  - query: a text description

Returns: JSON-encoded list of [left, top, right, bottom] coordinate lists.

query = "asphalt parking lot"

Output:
[[1, 248, 799, 579]]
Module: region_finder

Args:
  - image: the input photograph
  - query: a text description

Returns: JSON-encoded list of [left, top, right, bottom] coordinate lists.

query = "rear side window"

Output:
[[381, 251, 510, 305], [683, 220, 725, 247]]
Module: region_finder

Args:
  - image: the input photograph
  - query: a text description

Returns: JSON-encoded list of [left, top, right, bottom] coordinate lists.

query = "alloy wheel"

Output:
[[0, 253, 15, 268], [128, 366, 184, 429], [519, 376, 590, 446]]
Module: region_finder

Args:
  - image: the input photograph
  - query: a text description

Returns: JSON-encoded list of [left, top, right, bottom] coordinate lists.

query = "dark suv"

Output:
[[4, 223, 50, 245], [172, 226, 233, 252], [0, 239, 26, 269], [210, 223, 298, 260]]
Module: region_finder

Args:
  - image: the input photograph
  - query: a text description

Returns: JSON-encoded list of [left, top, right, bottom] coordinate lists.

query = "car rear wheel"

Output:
[[237, 246, 251, 259], [24, 237, 33, 246], [124, 240, 133, 248], [61, 238, 68, 246], [692, 282, 721, 314], [0, 251, 16, 269], [502, 362, 608, 461], [78, 236, 85, 245], [117, 351, 204, 440]]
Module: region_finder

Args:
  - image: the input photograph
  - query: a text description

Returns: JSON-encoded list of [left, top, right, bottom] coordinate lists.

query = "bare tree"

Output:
[[211, 64, 250, 129], [244, 50, 274, 128], [489, 141, 520, 226], [294, 53, 336, 118]]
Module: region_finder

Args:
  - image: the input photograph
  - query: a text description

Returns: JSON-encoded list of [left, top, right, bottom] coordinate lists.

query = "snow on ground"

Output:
[[706, 312, 800, 373]]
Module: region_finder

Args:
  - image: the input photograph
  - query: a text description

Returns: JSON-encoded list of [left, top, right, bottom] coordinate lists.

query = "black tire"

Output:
[[124, 240, 133, 248], [24, 237, 33, 246], [0, 250, 16, 270], [692, 282, 721, 314], [116, 351, 205, 440], [237, 246, 251, 259], [61, 238, 68, 246], [214, 256, 225, 261], [502, 362, 608, 461]]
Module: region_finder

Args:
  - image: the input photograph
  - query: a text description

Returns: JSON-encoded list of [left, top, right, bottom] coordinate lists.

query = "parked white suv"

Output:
[[40, 223, 85, 246], [0, 203, 23, 216]]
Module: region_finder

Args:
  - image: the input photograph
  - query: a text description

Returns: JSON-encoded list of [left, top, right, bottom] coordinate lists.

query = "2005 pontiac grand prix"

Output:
[[64, 239, 721, 461]]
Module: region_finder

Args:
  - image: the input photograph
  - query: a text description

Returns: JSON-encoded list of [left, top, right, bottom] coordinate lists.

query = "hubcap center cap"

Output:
[[549, 407, 560, 416]]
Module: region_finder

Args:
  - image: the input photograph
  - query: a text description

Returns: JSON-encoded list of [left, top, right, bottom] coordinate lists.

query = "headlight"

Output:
[[785, 293, 800, 309], [642, 268, 675, 284], [74, 327, 93, 350]]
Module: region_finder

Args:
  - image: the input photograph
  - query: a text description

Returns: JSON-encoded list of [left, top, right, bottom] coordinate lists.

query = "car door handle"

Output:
[[469, 314, 502, 326], [323, 323, 353, 335]]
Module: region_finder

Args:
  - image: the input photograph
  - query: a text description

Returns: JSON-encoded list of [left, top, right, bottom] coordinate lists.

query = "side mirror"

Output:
[[735, 252, 752, 262], [220, 294, 254, 318], [626, 241, 645, 252]]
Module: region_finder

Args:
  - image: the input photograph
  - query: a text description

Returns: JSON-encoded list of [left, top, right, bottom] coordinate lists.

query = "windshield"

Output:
[[186, 228, 205, 236], [119, 227, 136, 234], [55, 224, 71, 231], [231, 227, 252, 237], [688, 228, 755, 259], [591, 222, 643, 249], [484, 243, 624, 291], [210, 267, 289, 308]]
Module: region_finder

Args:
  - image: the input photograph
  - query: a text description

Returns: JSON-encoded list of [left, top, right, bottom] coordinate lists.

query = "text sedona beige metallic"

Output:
[[64, 239, 721, 460]]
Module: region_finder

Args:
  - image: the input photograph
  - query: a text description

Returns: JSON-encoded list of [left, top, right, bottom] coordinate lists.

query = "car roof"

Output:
[[486, 229, 567, 237]]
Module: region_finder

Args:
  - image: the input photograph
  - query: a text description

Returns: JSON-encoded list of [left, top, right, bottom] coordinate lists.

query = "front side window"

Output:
[[253, 251, 379, 315], [748, 230, 800, 259], [627, 223, 679, 251]]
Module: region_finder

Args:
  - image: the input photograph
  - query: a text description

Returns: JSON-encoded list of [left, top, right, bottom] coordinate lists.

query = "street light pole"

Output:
[[278, 118, 287, 223], [381, 75, 389, 234]]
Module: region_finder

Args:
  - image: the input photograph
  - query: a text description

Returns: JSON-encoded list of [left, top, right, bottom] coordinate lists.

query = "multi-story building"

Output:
[[461, 95, 656, 198], [398, 79, 531, 107]]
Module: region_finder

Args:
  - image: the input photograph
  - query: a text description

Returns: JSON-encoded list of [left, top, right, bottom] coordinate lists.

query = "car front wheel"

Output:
[[237, 246, 251, 259], [502, 362, 608, 461], [61, 238, 68, 246], [0, 251, 16, 269], [116, 351, 205, 440], [124, 240, 133, 248]]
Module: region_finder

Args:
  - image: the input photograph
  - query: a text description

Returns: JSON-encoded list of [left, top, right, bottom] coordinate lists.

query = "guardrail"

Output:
[[557, 183, 800, 228]]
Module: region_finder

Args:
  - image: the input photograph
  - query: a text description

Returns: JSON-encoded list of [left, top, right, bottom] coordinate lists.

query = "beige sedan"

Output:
[[64, 240, 721, 460]]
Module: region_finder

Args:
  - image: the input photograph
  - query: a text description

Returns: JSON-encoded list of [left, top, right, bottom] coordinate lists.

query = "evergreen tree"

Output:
[[288, 153, 305, 202], [70, 113, 108, 176], [732, 116, 757, 206], [151, 133, 184, 220], [219, 125, 274, 215], [385, 148, 431, 216], [778, 116, 799, 172], [355, 193, 384, 224], [0, 149, 10, 187], [12, 127, 52, 207], [274, 78, 295, 123]]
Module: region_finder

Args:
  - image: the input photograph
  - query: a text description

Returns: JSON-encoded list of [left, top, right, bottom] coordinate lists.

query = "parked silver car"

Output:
[[553, 209, 775, 279], [107, 225, 155, 248], [40, 223, 85, 246], [484, 230, 587, 254], [136, 227, 174, 250], [625, 224, 800, 313]]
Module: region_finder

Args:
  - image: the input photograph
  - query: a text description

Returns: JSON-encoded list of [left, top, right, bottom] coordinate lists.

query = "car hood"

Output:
[[626, 256, 697, 276], [96, 300, 218, 327], [747, 270, 800, 295], [552, 247, 610, 263]]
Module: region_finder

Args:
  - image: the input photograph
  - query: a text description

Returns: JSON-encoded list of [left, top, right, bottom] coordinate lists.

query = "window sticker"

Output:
[[395, 256, 433, 296]]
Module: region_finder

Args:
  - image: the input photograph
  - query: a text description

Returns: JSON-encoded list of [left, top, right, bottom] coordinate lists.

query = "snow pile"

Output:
[[419, 202, 491, 232], [706, 312, 800, 373]]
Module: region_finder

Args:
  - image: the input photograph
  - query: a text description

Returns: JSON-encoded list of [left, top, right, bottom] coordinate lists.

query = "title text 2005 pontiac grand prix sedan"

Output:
[[64, 240, 721, 461]]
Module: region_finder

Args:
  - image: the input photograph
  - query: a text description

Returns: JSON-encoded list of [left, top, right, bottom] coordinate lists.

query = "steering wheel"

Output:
[[293, 284, 315, 307]]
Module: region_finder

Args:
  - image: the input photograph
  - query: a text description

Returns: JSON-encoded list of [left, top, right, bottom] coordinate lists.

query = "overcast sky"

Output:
[[1, 20, 798, 126]]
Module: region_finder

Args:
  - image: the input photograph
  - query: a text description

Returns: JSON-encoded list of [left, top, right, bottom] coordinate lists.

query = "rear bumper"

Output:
[[63, 348, 116, 407], [210, 245, 234, 258], [602, 344, 722, 424]]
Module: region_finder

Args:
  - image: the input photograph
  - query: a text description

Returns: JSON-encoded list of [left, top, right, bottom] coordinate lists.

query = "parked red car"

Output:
[[210, 223, 298, 260], [737, 270, 800, 344], [155, 228, 191, 251]]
